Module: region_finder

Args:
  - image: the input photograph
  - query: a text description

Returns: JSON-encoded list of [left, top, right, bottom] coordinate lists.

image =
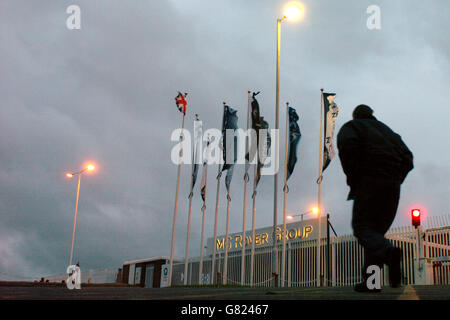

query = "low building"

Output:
[[122, 256, 183, 288]]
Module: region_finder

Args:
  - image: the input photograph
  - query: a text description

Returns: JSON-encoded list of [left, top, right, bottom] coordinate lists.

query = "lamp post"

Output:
[[66, 163, 95, 266], [272, 1, 303, 288]]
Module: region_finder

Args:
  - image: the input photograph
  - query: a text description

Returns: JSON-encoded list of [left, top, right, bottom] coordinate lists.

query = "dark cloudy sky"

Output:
[[0, 0, 449, 279]]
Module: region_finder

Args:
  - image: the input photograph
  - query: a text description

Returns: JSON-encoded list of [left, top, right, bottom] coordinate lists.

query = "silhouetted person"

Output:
[[337, 105, 413, 292]]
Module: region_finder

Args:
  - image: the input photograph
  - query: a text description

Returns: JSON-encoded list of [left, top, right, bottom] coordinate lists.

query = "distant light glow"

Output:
[[66, 173, 74, 178], [312, 206, 319, 215], [86, 164, 95, 171], [284, 2, 303, 21], [287, 215, 294, 220]]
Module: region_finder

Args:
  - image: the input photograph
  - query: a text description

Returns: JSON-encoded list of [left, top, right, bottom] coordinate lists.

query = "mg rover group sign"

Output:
[[206, 217, 327, 255]]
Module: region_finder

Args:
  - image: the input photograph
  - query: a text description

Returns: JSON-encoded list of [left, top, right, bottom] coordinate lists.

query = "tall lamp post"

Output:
[[66, 163, 95, 266], [273, 2, 303, 287]]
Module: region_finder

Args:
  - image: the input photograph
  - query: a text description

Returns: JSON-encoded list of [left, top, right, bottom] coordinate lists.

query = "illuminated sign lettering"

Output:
[[211, 221, 317, 253]]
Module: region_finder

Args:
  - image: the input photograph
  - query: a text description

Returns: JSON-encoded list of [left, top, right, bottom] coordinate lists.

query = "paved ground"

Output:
[[0, 284, 449, 300]]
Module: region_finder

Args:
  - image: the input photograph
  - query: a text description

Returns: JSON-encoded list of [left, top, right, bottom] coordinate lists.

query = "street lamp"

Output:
[[66, 163, 96, 266], [287, 207, 319, 222], [284, 2, 303, 21], [273, 2, 304, 287]]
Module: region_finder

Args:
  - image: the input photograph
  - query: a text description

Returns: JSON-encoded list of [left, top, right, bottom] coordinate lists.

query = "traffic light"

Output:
[[411, 209, 421, 228]]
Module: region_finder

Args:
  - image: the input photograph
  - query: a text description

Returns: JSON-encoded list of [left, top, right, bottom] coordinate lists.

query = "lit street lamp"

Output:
[[273, 1, 303, 287], [66, 163, 95, 266], [287, 207, 319, 222]]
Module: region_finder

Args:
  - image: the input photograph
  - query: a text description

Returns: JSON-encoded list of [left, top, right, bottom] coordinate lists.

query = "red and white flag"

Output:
[[175, 92, 187, 115]]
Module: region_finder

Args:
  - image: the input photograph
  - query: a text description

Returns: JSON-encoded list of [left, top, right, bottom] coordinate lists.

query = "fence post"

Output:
[[217, 272, 221, 287]]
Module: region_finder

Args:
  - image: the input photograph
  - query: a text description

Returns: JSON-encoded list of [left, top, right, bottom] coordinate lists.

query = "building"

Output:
[[122, 256, 183, 288]]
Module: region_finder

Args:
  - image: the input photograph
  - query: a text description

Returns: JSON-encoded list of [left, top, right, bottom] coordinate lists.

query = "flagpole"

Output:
[[183, 114, 202, 286], [183, 184, 194, 285], [281, 102, 290, 287], [272, 17, 283, 288], [249, 159, 258, 287], [223, 101, 234, 285], [223, 185, 232, 285], [198, 187, 207, 285], [210, 103, 225, 285], [240, 91, 251, 285], [317, 88, 324, 287], [168, 111, 186, 287], [198, 137, 209, 284], [210, 162, 221, 285]]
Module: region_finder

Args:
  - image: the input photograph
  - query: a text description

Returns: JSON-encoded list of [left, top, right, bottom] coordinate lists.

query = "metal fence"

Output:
[[173, 215, 450, 287]]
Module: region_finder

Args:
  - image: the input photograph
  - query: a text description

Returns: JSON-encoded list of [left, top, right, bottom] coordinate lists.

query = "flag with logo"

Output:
[[175, 92, 187, 115], [287, 106, 301, 180], [221, 105, 238, 192], [248, 92, 271, 186], [322, 92, 339, 171]]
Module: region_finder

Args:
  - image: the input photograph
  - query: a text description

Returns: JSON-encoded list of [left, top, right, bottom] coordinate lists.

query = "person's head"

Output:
[[352, 104, 376, 120]]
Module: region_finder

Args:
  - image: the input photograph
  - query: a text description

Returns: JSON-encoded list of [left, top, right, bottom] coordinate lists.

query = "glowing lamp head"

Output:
[[284, 3, 303, 21], [66, 173, 74, 178], [86, 164, 95, 171], [312, 207, 319, 215], [287, 215, 294, 220]]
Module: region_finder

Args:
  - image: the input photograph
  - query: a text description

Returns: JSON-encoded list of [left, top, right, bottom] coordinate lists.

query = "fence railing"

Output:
[[172, 216, 450, 287]]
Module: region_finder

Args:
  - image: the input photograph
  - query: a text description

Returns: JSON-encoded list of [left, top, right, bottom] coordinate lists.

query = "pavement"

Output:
[[0, 283, 449, 300]]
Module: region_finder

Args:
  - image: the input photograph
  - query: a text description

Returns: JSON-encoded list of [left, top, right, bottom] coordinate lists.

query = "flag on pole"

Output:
[[221, 105, 238, 192], [255, 117, 270, 186], [190, 115, 203, 194], [175, 92, 187, 115], [287, 106, 301, 181], [246, 92, 260, 167], [249, 92, 271, 186], [322, 92, 339, 171], [200, 137, 210, 202], [244, 92, 252, 178]]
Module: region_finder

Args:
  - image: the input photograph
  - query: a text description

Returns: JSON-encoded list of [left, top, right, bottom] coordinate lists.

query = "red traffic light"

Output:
[[411, 209, 421, 227]]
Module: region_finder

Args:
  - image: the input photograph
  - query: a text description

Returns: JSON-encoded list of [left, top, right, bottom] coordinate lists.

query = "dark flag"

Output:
[[200, 137, 210, 202], [249, 92, 271, 186], [322, 92, 339, 171], [221, 105, 239, 192], [190, 115, 203, 194], [175, 92, 187, 115], [287, 106, 301, 181], [246, 92, 260, 165]]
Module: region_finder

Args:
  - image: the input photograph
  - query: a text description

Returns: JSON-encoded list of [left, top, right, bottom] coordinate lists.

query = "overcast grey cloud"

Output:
[[0, 0, 449, 279]]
